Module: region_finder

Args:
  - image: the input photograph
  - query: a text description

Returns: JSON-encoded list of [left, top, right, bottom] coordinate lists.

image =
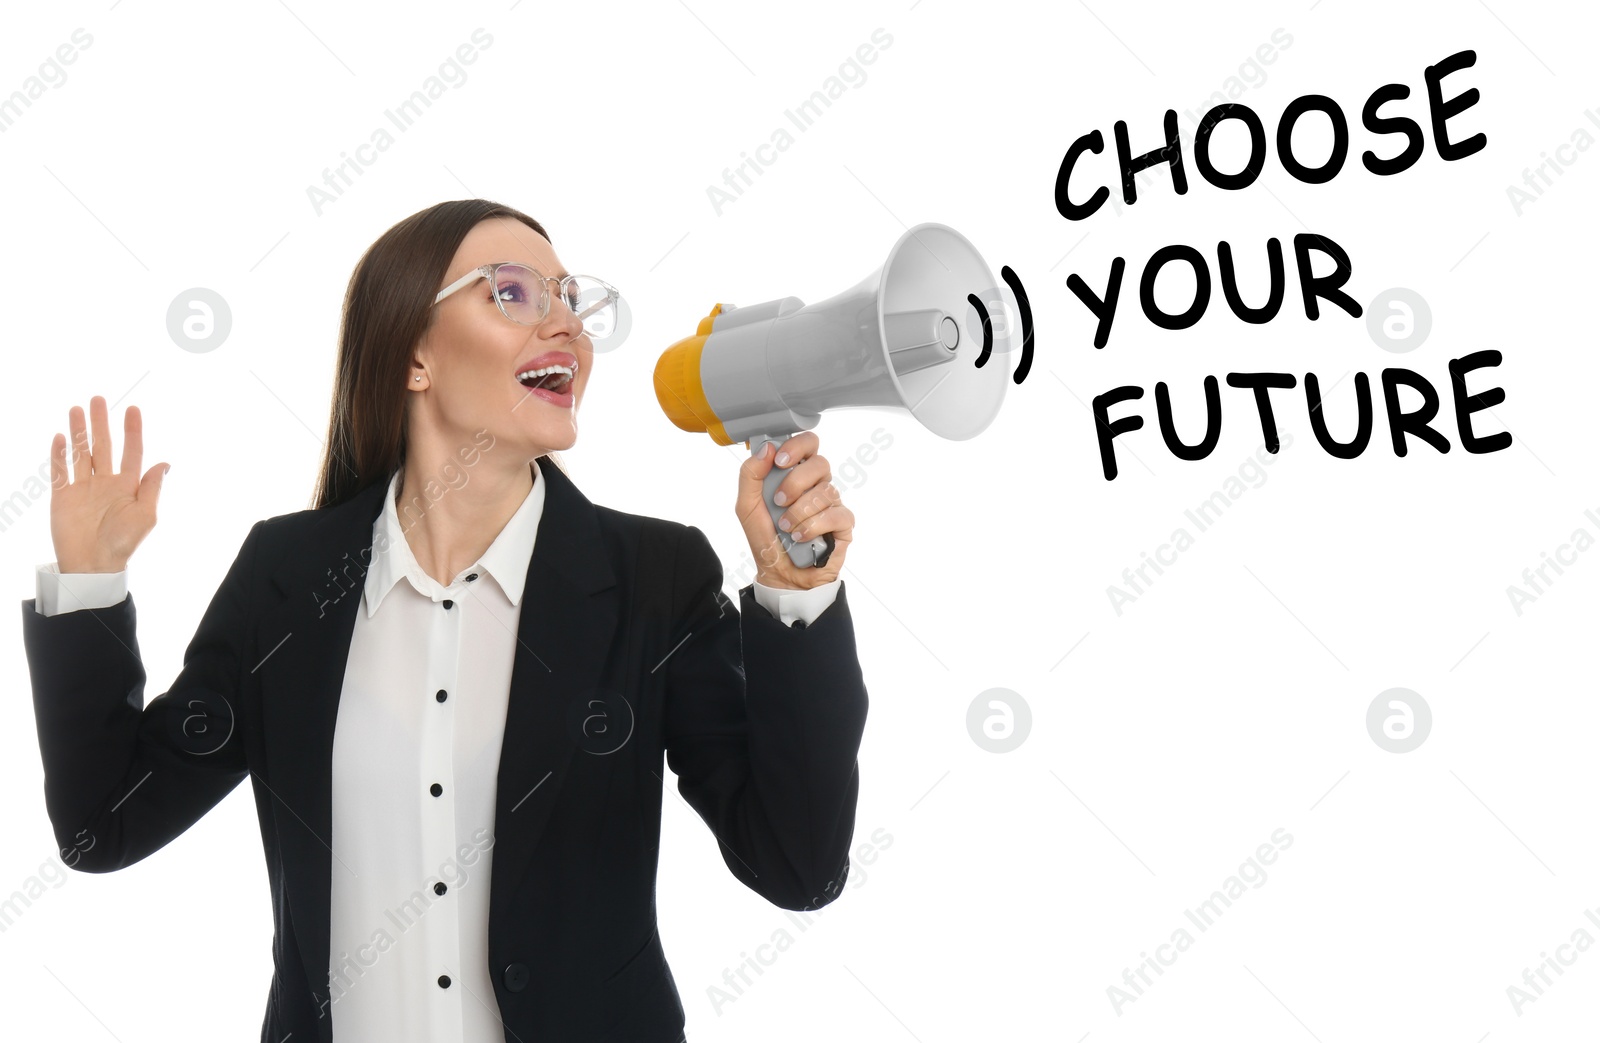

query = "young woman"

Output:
[[23, 198, 870, 1042]]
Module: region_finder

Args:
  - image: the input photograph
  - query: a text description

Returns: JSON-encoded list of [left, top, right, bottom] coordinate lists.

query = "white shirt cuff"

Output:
[[36, 562, 128, 617], [752, 577, 841, 627]]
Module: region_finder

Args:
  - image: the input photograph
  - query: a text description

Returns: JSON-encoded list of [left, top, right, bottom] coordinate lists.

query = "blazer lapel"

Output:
[[256, 456, 618, 1034], [486, 456, 619, 957]]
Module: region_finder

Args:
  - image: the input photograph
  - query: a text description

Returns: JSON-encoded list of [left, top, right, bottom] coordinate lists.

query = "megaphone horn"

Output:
[[654, 222, 1009, 568]]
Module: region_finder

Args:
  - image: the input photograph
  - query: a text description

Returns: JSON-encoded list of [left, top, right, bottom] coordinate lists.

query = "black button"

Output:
[[442, 599, 454, 609], [436, 689, 448, 703], [430, 783, 443, 797], [503, 962, 529, 992], [466, 573, 479, 582], [438, 974, 451, 988], [434, 882, 447, 895], [792, 619, 808, 630]]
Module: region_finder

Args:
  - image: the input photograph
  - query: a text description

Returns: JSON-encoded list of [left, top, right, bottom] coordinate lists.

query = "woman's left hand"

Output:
[[736, 431, 853, 590]]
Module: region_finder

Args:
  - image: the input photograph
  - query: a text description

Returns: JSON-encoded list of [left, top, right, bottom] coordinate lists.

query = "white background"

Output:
[[1, 0, 1595, 1040]]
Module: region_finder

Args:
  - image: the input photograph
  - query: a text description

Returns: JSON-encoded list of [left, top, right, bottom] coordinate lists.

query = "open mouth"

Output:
[[516, 362, 577, 396]]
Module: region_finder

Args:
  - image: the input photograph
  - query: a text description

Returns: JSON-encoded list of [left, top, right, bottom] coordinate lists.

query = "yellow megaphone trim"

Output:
[[653, 303, 736, 446]]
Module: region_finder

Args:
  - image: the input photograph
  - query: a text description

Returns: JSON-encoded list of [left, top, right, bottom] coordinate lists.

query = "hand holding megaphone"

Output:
[[736, 431, 853, 587], [655, 222, 1010, 568]]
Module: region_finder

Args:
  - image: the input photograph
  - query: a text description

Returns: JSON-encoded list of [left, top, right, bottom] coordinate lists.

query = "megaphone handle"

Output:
[[752, 434, 835, 569]]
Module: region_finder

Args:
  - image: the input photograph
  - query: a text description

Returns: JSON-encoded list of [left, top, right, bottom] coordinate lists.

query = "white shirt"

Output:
[[33, 462, 840, 1041]]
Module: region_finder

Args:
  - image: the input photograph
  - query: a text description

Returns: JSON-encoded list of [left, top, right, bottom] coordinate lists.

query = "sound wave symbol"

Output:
[[969, 265, 1033, 384]]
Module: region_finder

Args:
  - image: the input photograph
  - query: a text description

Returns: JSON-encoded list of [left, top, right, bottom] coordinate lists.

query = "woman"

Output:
[[22, 199, 870, 1043]]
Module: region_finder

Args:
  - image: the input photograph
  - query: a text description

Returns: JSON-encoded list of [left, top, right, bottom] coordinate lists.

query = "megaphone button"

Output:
[[940, 316, 959, 349]]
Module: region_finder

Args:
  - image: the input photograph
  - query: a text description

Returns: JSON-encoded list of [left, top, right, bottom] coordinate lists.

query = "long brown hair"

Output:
[[310, 199, 568, 510]]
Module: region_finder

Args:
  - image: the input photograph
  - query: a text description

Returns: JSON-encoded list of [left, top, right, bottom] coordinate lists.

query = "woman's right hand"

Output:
[[50, 395, 170, 574]]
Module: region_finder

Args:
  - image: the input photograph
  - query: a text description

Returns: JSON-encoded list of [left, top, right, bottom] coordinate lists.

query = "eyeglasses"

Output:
[[433, 262, 621, 339]]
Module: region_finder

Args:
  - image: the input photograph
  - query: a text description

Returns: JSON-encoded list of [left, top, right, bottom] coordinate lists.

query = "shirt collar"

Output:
[[363, 462, 546, 618]]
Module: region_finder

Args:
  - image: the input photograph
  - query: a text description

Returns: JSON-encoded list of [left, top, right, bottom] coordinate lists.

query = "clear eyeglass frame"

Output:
[[432, 262, 619, 333]]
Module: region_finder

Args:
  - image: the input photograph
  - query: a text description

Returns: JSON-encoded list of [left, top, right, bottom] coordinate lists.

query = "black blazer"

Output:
[[21, 455, 869, 1043]]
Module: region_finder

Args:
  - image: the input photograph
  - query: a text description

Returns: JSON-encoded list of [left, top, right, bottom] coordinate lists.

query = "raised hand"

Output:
[[49, 396, 170, 574]]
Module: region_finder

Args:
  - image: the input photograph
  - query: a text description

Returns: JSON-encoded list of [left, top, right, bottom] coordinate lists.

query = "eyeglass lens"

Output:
[[491, 264, 618, 338]]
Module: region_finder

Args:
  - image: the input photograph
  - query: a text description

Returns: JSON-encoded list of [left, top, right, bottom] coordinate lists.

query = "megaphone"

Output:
[[654, 222, 1009, 568]]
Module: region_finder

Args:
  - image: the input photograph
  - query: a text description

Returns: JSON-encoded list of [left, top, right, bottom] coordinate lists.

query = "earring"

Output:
[[414, 376, 422, 382]]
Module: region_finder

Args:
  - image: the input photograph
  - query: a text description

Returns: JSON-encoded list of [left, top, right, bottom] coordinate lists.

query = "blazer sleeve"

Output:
[[662, 523, 869, 912], [20, 520, 264, 873]]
